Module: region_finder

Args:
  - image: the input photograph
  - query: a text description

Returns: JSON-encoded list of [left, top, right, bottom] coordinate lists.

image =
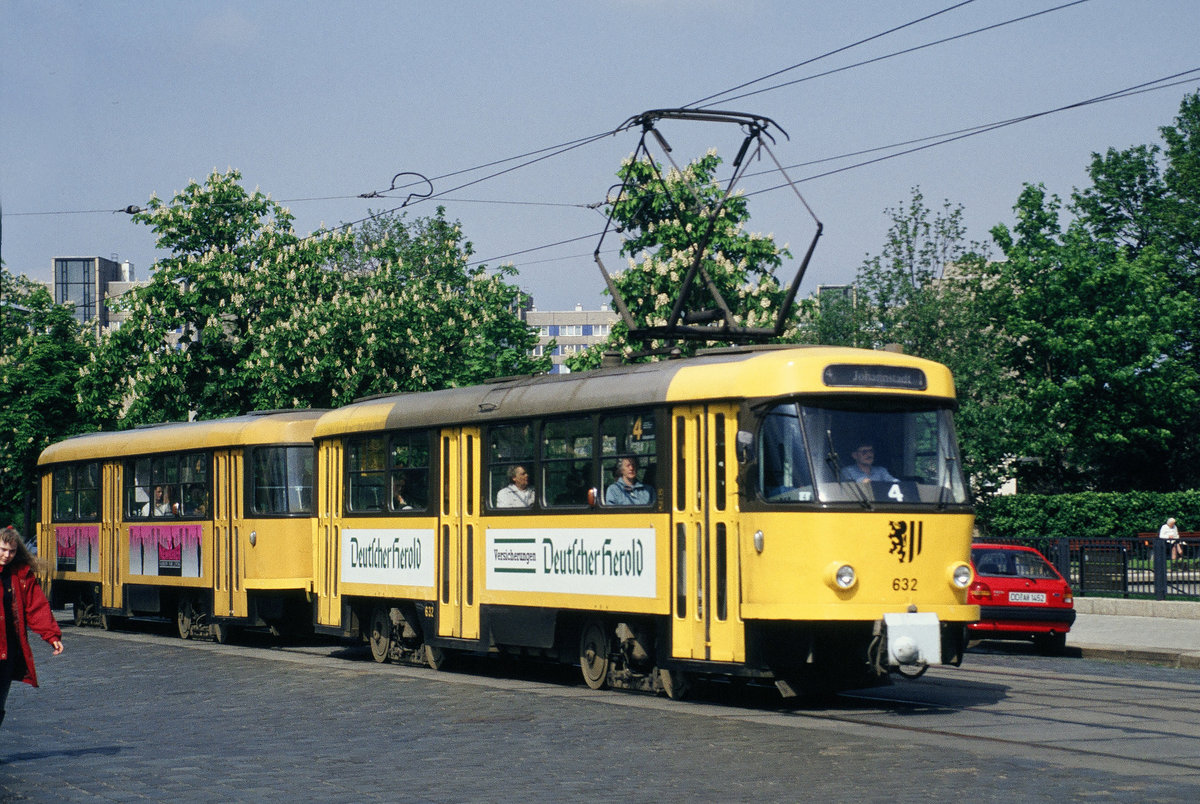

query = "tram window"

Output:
[[542, 417, 592, 507], [123, 452, 211, 519], [601, 411, 657, 507], [489, 424, 537, 509], [127, 458, 152, 518], [389, 431, 430, 512], [251, 447, 312, 515], [346, 437, 387, 512], [714, 414, 727, 511], [758, 404, 815, 503], [51, 462, 100, 522], [800, 403, 968, 505]]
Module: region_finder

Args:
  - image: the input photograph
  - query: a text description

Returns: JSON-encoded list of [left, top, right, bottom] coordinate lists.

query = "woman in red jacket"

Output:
[[0, 526, 64, 728]]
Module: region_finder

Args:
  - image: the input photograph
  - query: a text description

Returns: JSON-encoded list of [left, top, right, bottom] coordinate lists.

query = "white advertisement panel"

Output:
[[487, 528, 657, 598], [341, 528, 436, 588]]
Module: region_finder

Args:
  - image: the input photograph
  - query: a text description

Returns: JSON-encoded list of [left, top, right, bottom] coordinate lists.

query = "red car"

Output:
[[968, 543, 1076, 655]]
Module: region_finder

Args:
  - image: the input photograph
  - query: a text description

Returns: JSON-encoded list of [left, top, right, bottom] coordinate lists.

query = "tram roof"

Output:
[[38, 409, 326, 466], [313, 344, 957, 438]]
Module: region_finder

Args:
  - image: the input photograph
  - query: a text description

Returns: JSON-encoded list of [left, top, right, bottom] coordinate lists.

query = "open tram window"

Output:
[[346, 437, 388, 512], [123, 452, 211, 519], [389, 431, 430, 512], [542, 417, 593, 508], [600, 410, 657, 507], [489, 424, 537, 510], [51, 462, 100, 522], [251, 447, 312, 515]]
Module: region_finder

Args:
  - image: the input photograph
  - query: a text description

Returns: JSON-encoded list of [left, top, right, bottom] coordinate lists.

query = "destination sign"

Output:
[[823, 364, 927, 391]]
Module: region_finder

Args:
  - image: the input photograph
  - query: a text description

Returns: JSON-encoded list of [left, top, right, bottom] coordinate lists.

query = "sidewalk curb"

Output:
[[1077, 644, 1200, 669]]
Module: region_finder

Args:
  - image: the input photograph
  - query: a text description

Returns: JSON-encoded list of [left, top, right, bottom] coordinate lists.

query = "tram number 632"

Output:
[[892, 577, 918, 591]]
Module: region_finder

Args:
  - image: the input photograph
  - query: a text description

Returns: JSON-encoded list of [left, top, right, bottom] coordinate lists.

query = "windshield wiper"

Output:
[[825, 429, 871, 509], [937, 453, 959, 510]]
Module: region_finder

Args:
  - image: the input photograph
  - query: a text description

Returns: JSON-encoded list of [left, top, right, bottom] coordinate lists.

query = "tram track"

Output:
[[67, 621, 1200, 778]]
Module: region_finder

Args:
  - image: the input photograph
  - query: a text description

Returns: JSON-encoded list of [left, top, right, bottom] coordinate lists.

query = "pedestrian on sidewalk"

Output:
[[1159, 517, 1184, 561], [0, 526, 64, 728]]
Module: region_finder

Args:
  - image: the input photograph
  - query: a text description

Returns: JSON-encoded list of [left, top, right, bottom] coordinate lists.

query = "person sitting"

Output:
[[1160, 517, 1184, 561], [495, 465, 535, 508], [152, 485, 178, 517], [841, 442, 898, 484], [392, 476, 412, 511], [605, 457, 654, 506]]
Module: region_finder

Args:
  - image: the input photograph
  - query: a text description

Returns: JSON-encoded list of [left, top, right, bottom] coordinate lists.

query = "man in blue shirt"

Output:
[[605, 457, 654, 505], [841, 442, 898, 483]]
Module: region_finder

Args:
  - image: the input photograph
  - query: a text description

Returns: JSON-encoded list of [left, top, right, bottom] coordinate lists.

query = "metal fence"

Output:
[[1045, 537, 1200, 600]]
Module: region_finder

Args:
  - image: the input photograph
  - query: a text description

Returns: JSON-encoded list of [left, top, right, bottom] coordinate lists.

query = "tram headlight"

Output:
[[950, 562, 972, 589], [824, 562, 857, 591]]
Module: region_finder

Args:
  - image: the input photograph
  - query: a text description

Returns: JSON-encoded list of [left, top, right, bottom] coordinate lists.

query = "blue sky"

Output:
[[3, 0, 1198, 311]]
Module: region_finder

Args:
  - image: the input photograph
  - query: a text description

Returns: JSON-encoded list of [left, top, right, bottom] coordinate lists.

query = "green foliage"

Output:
[[976, 491, 1200, 552], [987, 94, 1200, 492], [566, 151, 793, 369], [831, 189, 1005, 489], [0, 268, 92, 524], [78, 170, 549, 423]]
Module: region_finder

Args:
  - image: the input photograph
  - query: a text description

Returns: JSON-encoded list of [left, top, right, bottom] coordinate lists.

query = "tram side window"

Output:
[[758, 404, 815, 503], [542, 417, 593, 507], [180, 452, 210, 517], [52, 462, 100, 522], [601, 411, 657, 507], [390, 432, 430, 512], [251, 447, 313, 514], [124, 452, 211, 519], [489, 424, 537, 509], [346, 437, 388, 512]]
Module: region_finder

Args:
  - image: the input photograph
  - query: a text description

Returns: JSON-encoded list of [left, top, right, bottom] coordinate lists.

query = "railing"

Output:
[[1046, 536, 1200, 600]]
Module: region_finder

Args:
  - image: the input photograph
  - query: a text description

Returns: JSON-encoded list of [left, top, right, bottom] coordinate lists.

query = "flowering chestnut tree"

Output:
[[566, 151, 793, 370], [79, 169, 547, 425]]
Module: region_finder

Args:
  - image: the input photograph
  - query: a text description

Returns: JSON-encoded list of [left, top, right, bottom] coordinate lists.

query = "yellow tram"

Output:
[[311, 344, 977, 696], [36, 410, 322, 641]]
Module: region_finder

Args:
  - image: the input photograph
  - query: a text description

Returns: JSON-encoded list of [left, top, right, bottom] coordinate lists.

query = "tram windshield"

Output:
[[757, 400, 968, 506]]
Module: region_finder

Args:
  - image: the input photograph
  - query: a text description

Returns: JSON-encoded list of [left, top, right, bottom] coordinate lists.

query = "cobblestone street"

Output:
[[3, 622, 1198, 802]]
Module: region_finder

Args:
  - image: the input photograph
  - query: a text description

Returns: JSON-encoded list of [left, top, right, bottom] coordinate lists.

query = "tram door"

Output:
[[212, 450, 248, 618], [314, 440, 343, 628], [436, 428, 481, 641], [100, 461, 124, 612], [670, 405, 745, 663]]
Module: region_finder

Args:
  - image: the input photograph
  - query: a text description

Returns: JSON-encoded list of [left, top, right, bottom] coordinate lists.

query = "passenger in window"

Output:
[[153, 485, 178, 517], [605, 457, 654, 506], [185, 487, 208, 517], [496, 465, 535, 508], [841, 442, 897, 484], [392, 476, 412, 511]]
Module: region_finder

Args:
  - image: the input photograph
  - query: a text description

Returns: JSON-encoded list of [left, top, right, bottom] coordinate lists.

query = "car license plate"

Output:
[[1008, 591, 1046, 603]]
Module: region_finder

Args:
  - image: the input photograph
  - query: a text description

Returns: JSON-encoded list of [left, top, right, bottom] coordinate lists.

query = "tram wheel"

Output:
[[424, 644, 448, 671], [659, 668, 691, 701], [98, 612, 122, 632], [177, 599, 195, 640], [579, 620, 611, 690], [369, 606, 392, 664], [211, 621, 233, 645], [72, 595, 90, 627]]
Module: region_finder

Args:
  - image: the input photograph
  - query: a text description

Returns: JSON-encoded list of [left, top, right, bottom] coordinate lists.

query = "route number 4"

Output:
[[887, 483, 905, 503]]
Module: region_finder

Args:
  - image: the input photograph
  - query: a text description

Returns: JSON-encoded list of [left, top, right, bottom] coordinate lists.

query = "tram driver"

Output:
[[841, 442, 898, 484], [605, 457, 654, 506]]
